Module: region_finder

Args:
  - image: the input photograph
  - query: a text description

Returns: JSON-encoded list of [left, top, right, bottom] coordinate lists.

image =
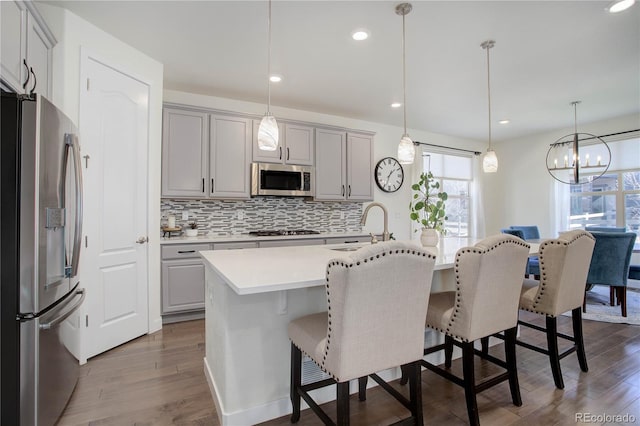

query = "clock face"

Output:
[[375, 157, 404, 193]]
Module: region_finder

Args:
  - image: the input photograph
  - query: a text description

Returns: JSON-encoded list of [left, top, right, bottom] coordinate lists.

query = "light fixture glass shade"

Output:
[[398, 135, 415, 164], [483, 149, 498, 173], [258, 114, 279, 151], [609, 0, 635, 13]]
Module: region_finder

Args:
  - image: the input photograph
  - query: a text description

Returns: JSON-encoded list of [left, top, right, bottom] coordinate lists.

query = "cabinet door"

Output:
[[25, 12, 53, 98], [259, 238, 324, 248], [284, 124, 314, 165], [314, 128, 346, 200], [346, 132, 374, 201], [1, 1, 26, 92], [161, 108, 208, 198], [252, 119, 285, 164], [210, 115, 252, 198], [161, 259, 205, 314]]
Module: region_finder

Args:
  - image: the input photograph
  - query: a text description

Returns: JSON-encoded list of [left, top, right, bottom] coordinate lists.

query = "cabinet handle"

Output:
[[342, 185, 345, 196], [177, 250, 196, 254], [29, 67, 37, 96], [348, 185, 351, 197], [211, 178, 214, 193], [279, 146, 282, 160], [286, 147, 290, 161], [202, 178, 205, 193], [344, 240, 359, 244], [22, 59, 30, 90]]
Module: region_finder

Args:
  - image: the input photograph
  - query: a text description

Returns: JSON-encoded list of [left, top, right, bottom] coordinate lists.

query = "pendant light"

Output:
[[258, 0, 279, 151], [481, 40, 498, 173], [396, 3, 415, 165], [545, 101, 611, 185]]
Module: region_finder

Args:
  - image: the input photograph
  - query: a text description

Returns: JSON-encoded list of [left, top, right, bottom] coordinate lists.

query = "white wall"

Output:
[[37, 4, 164, 337], [164, 90, 485, 241], [484, 113, 640, 237]]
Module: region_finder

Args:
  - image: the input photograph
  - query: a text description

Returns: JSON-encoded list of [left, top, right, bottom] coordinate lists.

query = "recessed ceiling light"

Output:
[[269, 75, 282, 83], [499, 119, 510, 124], [391, 102, 402, 108], [608, 0, 635, 12], [351, 30, 370, 41]]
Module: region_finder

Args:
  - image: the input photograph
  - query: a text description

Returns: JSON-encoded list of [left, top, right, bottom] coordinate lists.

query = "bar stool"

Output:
[[516, 230, 595, 389], [421, 235, 530, 426], [288, 241, 436, 425]]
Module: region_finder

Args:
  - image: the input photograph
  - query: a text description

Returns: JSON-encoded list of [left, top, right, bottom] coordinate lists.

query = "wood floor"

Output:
[[58, 311, 640, 425]]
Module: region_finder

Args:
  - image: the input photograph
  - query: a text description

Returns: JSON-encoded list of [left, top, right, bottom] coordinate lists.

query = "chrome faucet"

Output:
[[360, 202, 390, 242]]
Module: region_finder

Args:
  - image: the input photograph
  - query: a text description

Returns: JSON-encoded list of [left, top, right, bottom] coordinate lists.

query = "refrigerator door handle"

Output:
[[39, 288, 85, 330], [64, 134, 83, 279]]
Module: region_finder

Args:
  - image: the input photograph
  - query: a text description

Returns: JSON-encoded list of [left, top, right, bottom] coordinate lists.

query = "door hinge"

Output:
[[85, 235, 88, 248], [86, 315, 89, 327], [86, 78, 90, 91]]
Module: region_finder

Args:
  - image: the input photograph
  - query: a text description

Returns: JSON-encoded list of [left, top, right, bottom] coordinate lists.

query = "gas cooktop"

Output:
[[248, 230, 321, 237]]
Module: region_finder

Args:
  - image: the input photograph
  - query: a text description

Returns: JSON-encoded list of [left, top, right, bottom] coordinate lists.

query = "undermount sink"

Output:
[[330, 246, 361, 252]]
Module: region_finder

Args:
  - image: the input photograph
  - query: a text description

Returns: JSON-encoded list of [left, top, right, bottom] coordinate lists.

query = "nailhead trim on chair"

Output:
[[426, 236, 530, 342], [520, 231, 595, 317], [302, 246, 435, 381]]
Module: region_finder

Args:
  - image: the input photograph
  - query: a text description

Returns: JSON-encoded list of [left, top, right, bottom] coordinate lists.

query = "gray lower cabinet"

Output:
[[161, 243, 211, 322], [259, 238, 324, 248], [325, 236, 370, 245]]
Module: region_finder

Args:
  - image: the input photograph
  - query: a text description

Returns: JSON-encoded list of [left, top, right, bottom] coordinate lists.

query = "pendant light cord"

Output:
[[486, 43, 492, 151], [402, 12, 407, 136], [266, 0, 272, 115]]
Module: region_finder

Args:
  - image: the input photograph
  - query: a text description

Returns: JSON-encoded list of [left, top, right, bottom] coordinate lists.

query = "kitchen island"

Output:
[[201, 238, 539, 425]]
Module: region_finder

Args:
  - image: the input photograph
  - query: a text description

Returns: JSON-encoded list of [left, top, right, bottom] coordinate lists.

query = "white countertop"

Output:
[[200, 237, 539, 295], [160, 231, 371, 245]]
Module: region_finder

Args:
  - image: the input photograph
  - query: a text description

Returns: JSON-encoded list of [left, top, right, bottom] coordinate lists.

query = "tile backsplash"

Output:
[[161, 198, 364, 236]]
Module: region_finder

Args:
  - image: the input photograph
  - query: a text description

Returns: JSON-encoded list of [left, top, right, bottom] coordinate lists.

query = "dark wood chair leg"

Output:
[[358, 376, 367, 401], [480, 336, 489, 356], [399, 364, 408, 385], [546, 316, 565, 389], [583, 291, 587, 313], [290, 343, 302, 423], [610, 286, 616, 306], [336, 381, 350, 425], [620, 287, 627, 317], [445, 335, 454, 368], [408, 361, 424, 426], [504, 327, 522, 406], [462, 341, 480, 426], [571, 307, 588, 372]]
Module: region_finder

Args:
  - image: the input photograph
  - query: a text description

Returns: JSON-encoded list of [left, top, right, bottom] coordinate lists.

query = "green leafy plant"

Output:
[[409, 171, 449, 234]]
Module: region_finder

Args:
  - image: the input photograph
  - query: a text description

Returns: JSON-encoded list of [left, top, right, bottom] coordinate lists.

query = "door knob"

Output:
[[136, 236, 148, 244]]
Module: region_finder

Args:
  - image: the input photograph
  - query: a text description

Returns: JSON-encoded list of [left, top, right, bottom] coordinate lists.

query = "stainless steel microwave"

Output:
[[251, 163, 314, 197]]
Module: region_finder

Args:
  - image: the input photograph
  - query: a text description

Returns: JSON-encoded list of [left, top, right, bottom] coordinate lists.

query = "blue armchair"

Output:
[[585, 226, 626, 233], [585, 232, 636, 317], [509, 226, 541, 277]]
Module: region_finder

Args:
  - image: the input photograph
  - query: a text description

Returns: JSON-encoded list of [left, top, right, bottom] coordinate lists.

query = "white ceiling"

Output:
[[42, 0, 640, 142]]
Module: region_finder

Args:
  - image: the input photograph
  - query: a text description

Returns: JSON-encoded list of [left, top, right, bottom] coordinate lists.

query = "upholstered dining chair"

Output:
[[288, 241, 436, 426], [585, 226, 626, 233], [421, 234, 530, 426], [585, 231, 636, 317], [509, 226, 541, 277], [516, 230, 595, 389]]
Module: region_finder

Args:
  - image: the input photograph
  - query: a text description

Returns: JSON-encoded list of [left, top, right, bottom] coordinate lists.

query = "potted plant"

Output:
[[185, 221, 199, 237], [409, 171, 448, 246]]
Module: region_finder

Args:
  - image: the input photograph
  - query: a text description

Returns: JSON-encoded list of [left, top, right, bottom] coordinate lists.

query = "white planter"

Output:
[[420, 228, 439, 247], [185, 228, 199, 237]]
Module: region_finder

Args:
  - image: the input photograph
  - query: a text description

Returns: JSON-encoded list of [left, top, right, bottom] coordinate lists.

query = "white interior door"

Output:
[[80, 55, 149, 359]]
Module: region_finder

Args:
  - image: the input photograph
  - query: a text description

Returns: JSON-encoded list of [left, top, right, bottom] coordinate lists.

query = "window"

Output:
[[422, 152, 473, 237], [568, 169, 640, 240]]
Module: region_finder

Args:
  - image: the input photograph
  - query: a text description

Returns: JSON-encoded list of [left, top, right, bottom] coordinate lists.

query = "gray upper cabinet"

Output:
[[209, 115, 252, 199], [346, 132, 374, 201], [0, 1, 55, 97], [252, 121, 314, 166], [162, 107, 252, 199], [162, 108, 208, 198], [315, 128, 373, 201]]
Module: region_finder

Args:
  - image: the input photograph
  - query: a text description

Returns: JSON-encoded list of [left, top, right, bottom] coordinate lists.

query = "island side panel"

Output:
[[204, 264, 328, 423]]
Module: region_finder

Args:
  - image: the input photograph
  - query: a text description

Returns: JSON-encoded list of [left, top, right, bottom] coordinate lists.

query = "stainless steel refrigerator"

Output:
[[1, 91, 85, 426]]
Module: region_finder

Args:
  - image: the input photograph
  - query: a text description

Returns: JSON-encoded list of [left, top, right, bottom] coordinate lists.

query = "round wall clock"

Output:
[[374, 157, 404, 193]]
